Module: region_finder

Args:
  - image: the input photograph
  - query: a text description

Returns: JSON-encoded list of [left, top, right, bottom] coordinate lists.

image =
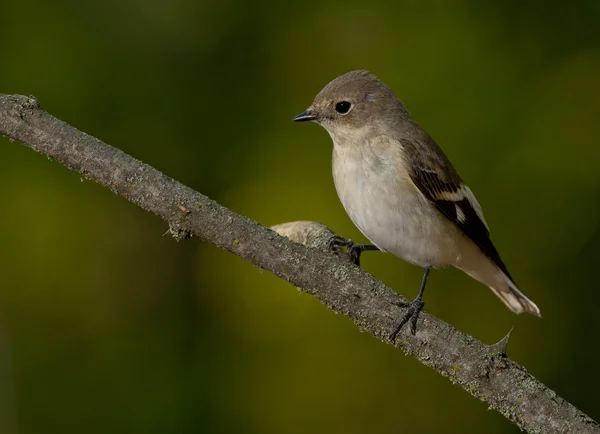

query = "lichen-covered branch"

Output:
[[0, 93, 597, 434]]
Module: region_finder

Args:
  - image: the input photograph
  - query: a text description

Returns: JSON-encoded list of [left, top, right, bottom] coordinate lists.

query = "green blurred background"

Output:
[[1, 1, 600, 433]]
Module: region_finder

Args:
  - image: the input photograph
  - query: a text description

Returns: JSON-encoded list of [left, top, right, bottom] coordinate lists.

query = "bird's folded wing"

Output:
[[410, 168, 514, 281]]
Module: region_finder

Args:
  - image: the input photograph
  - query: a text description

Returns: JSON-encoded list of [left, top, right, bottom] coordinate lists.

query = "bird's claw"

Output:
[[390, 298, 425, 340], [347, 243, 367, 266], [327, 235, 362, 266], [328, 235, 352, 252]]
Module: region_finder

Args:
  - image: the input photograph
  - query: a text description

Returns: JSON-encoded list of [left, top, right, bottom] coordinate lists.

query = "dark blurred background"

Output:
[[1, 1, 600, 433]]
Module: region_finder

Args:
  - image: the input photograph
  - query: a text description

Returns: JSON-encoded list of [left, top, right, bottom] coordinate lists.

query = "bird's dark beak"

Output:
[[292, 110, 317, 122]]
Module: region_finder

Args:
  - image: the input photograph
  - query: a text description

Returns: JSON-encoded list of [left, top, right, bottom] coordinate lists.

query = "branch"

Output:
[[0, 94, 597, 434]]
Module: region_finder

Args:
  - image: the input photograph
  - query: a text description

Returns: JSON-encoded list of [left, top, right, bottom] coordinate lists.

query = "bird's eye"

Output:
[[335, 101, 352, 114]]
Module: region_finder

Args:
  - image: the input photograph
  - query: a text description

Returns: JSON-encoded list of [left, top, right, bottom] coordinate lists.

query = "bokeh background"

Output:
[[1, 1, 600, 433]]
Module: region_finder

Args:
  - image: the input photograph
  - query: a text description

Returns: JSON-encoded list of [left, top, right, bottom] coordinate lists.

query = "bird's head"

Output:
[[293, 70, 409, 141]]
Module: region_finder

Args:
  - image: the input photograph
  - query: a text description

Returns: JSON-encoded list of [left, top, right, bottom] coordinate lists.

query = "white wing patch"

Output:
[[428, 184, 486, 228], [461, 185, 488, 230], [434, 190, 465, 201], [455, 205, 466, 223]]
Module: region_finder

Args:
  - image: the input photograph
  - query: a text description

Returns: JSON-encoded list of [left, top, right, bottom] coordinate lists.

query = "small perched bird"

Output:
[[293, 70, 540, 339]]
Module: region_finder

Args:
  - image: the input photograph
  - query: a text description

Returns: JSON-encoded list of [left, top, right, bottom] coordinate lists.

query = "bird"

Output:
[[292, 70, 541, 339]]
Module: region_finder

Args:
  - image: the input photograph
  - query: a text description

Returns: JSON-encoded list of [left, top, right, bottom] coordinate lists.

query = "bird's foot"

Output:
[[328, 235, 351, 252], [327, 236, 378, 266], [389, 296, 425, 340]]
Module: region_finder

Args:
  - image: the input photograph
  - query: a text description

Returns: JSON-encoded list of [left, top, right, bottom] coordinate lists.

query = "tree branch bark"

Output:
[[0, 93, 597, 433]]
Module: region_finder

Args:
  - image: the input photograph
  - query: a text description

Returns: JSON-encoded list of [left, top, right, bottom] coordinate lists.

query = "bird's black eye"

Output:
[[335, 101, 351, 114]]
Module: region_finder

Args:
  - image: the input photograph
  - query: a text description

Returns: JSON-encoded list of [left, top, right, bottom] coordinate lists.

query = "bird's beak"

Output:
[[292, 109, 317, 122]]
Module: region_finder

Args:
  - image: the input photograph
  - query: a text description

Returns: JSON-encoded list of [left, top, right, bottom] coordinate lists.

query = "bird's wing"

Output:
[[410, 167, 513, 281]]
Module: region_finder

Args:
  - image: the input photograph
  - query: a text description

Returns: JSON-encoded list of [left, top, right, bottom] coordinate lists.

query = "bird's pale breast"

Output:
[[331, 135, 463, 267]]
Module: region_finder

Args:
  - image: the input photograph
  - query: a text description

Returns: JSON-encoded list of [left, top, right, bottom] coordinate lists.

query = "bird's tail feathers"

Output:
[[455, 255, 541, 317], [489, 273, 541, 317]]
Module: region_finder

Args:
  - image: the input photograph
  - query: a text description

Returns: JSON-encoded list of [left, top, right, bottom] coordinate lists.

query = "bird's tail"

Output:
[[489, 274, 541, 317], [455, 253, 541, 317]]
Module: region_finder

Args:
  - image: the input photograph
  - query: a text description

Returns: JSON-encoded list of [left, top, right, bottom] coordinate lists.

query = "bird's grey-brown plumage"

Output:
[[293, 70, 540, 331]]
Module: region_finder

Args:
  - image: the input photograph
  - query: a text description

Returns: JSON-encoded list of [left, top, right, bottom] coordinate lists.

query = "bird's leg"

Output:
[[328, 235, 379, 266], [348, 244, 379, 266], [390, 266, 431, 340]]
